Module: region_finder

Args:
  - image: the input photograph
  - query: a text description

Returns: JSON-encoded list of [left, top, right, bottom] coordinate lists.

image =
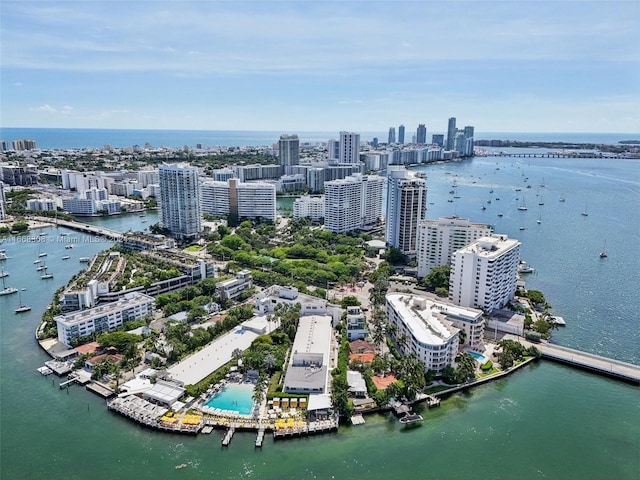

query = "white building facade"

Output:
[[385, 167, 427, 256], [386, 293, 478, 373], [338, 131, 361, 164], [55, 292, 154, 345], [417, 217, 493, 277], [449, 234, 521, 312], [200, 178, 276, 222], [293, 195, 325, 221], [158, 163, 201, 241], [324, 173, 383, 233]]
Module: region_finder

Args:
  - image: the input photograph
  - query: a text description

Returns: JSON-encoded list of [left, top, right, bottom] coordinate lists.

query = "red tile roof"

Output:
[[349, 353, 377, 364], [75, 342, 101, 355], [371, 374, 398, 391], [349, 339, 376, 354]]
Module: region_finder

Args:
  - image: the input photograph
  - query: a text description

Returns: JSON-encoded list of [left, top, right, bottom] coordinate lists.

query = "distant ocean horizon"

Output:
[[1, 127, 638, 150]]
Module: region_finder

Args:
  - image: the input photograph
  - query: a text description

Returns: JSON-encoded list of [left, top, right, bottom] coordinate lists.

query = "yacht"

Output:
[[399, 413, 423, 426], [0, 275, 18, 296], [518, 198, 528, 211], [15, 289, 31, 313], [79, 257, 91, 263], [518, 261, 535, 273], [62, 255, 71, 260], [40, 267, 54, 280]]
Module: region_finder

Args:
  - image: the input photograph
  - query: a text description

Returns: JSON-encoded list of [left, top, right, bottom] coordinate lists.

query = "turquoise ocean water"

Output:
[[0, 132, 638, 479]]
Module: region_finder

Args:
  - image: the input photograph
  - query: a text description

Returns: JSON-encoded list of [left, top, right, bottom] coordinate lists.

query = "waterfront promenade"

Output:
[[504, 334, 640, 384]]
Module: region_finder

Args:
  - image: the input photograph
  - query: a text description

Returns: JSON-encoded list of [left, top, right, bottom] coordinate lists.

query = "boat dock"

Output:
[[222, 427, 235, 446], [350, 415, 366, 425], [505, 335, 640, 384], [255, 427, 265, 447], [86, 382, 115, 398]]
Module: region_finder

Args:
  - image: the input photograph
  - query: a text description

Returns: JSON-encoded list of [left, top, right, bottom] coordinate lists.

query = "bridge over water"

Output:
[[505, 334, 640, 384], [33, 216, 124, 240]]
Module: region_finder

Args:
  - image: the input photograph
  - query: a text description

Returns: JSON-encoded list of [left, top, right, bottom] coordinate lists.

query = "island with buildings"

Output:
[[2, 121, 639, 446]]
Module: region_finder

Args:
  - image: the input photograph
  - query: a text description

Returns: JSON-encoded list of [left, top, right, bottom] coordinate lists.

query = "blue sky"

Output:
[[1, 1, 639, 133]]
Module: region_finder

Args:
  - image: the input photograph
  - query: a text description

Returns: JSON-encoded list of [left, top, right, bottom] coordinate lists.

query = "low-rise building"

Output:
[[386, 292, 483, 373], [216, 270, 253, 301], [283, 315, 333, 394], [55, 292, 154, 345], [345, 306, 367, 341]]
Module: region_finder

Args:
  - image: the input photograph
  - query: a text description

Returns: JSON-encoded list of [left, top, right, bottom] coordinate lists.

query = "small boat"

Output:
[[0, 275, 18, 296], [65, 244, 74, 249], [518, 261, 535, 273], [60, 232, 68, 236], [519, 226, 526, 230], [62, 255, 71, 260], [581, 207, 588, 216], [33, 259, 41, 264], [497, 213, 503, 217], [0, 252, 7, 261], [41, 267, 54, 279], [518, 198, 528, 211], [487, 199, 492, 204], [447, 199, 453, 203], [481, 205, 486, 210], [538, 197, 544, 206], [39, 252, 47, 257], [0, 270, 8, 278], [36, 264, 46, 271], [599, 241, 607, 258], [79, 257, 91, 263], [559, 193, 566, 202], [15, 289, 31, 313], [540, 177, 546, 187], [399, 413, 423, 426]]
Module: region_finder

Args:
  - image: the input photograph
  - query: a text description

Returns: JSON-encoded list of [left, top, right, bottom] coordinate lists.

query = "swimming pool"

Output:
[[204, 383, 255, 415], [466, 350, 489, 364]]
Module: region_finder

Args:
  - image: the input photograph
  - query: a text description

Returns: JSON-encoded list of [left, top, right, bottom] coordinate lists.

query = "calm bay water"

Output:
[[0, 143, 638, 479]]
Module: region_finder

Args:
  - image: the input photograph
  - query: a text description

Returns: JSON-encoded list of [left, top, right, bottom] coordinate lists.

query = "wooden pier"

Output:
[[222, 427, 235, 446]]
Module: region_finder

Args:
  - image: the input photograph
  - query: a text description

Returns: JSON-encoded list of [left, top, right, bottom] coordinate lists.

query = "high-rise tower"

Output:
[[388, 127, 396, 144], [416, 124, 427, 145], [338, 131, 361, 164], [385, 166, 428, 256], [279, 134, 300, 172], [398, 125, 405, 144], [158, 163, 201, 241], [446, 117, 457, 150]]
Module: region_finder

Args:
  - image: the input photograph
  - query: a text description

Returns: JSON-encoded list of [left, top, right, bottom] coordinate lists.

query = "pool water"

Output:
[[466, 351, 489, 363], [204, 383, 255, 415]]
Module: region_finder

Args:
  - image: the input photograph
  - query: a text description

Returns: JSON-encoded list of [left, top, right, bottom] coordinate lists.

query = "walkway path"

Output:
[[504, 334, 640, 384]]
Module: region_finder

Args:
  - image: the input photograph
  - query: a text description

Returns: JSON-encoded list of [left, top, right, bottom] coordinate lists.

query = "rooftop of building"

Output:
[[458, 235, 520, 257], [387, 293, 464, 346], [56, 292, 154, 326]]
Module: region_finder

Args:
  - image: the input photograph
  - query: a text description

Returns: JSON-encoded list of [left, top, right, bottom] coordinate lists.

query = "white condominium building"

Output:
[[386, 293, 484, 373], [324, 173, 383, 233], [385, 166, 427, 256], [55, 292, 154, 345], [449, 234, 521, 313], [158, 163, 201, 241], [338, 131, 361, 164], [293, 195, 325, 221], [417, 217, 493, 278], [200, 178, 276, 222]]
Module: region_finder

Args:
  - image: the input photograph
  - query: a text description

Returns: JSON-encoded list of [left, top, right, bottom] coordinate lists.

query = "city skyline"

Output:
[[1, 1, 639, 133]]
